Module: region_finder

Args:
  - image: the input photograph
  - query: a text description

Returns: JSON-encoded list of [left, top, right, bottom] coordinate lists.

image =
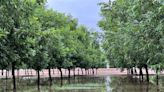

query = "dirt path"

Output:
[[0, 68, 162, 78]]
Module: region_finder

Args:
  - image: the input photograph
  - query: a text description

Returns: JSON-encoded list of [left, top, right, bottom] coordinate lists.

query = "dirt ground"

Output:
[[0, 68, 162, 78]]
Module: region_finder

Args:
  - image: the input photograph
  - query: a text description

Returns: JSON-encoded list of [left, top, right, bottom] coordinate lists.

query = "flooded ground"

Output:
[[0, 75, 164, 92]]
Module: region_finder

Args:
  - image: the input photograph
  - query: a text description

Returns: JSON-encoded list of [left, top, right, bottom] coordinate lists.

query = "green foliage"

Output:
[[99, 0, 164, 72], [0, 0, 104, 74]]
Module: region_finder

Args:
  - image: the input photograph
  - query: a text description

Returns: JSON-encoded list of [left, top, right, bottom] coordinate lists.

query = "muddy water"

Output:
[[0, 76, 164, 92]]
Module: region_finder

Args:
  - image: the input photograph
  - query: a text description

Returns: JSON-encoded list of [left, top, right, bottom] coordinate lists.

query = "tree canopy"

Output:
[[99, 0, 164, 82], [0, 0, 105, 90]]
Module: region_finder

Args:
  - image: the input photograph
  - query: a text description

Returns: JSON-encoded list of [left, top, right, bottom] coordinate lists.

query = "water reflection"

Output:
[[105, 76, 111, 92], [0, 76, 164, 92]]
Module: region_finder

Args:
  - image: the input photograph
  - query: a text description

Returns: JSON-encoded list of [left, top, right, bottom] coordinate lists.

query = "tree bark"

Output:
[[59, 68, 63, 80], [37, 70, 40, 91], [156, 73, 159, 85], [2, 69, 3, 76], [59, 68, 63, 86], [68, 68, 71, 84], [5, 70, 8, 80], [68, 68, 71, 79], [144, 65, 149, 82], [12, 63, 16, 91], [92, 68, 95, 75], [156, 68, 159, 85], [48, 68, 52, 86], [139, 67, 143, 81], [131, 68, 134, 75], [127, 69, 129, 75]]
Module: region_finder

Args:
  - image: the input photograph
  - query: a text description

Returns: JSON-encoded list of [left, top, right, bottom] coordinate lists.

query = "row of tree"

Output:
[[99, 0, 164, 83], [0, 0, 105, 91]]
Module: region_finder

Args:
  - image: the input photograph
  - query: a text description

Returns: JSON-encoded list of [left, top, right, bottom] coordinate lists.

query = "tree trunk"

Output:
[[2, 69, 3, 76], [12, 63, 16, 91], [5, 70, 8, 80], [92, 68, 95, 75], [139, 67, 143, 81], [127, 69, 130, 75], [59, 68, 63, 80], [68, 68, 71, 79], [37, 70, 40, 91], [131, 68, 134, 75], [59, 68, 63, 86], [68, 68, 71, 84], [156, 68, 159, 85], [48, 68, 52, 86], [156, 73, 159, 85], [144, 65, 149, 82]]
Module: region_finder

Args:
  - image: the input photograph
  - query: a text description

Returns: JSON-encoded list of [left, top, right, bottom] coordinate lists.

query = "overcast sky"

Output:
[[46, 0, 108, 32]]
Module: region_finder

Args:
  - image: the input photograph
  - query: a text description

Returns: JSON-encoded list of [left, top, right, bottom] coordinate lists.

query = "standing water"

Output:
[[0, 75, 164, 92], [105, 76, 111, 92]]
